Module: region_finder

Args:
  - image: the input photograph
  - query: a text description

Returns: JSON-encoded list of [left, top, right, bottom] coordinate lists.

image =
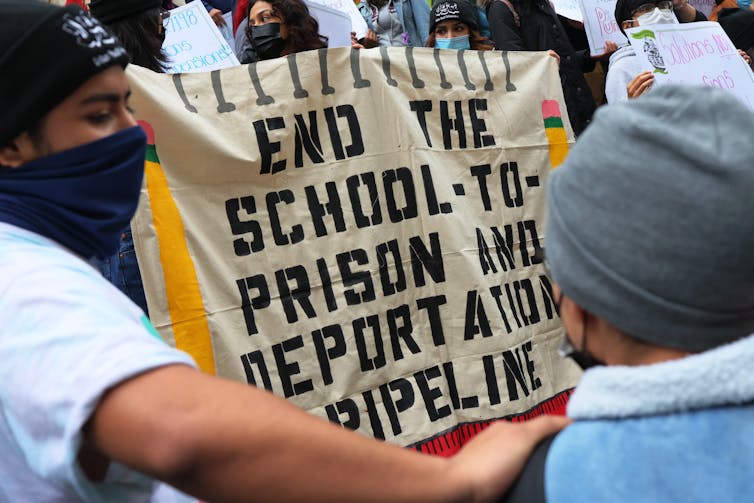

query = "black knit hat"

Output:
[[429, 0, 478, 33], [0, 1, 129, 146], [90, 0, 162, 24], [614, 0, 648, 28], [718, 8, 754, 51]]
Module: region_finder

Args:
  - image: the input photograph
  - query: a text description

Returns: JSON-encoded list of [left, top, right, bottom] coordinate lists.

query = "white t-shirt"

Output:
[[0, 223, 197, 502]]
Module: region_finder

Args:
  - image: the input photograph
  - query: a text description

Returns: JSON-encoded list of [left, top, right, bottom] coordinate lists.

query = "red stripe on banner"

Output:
[[412, 389, 574, 457]]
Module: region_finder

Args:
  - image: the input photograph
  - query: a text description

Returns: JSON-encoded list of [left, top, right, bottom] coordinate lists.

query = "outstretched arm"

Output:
[[86, 364, 569, 503]]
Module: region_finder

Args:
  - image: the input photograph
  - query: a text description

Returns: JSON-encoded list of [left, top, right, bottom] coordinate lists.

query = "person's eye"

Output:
[[88, 111, 113, 125]]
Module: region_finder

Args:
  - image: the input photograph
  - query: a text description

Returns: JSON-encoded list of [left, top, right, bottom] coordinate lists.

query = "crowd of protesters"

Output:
[[4, 0, 754, 501]]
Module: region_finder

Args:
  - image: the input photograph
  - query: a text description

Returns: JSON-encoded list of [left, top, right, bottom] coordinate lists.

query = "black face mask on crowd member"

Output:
[[250, 22, 285, 60], [555, 293, 605, 370]]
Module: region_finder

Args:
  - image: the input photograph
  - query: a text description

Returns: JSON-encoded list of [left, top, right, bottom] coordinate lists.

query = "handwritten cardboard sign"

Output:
[[627, 22, 754, 110], [163, 0, 240, 73], [580, 0, 627, 55]]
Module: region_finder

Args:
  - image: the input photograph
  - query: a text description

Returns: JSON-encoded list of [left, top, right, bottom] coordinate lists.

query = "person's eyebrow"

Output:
[[80, 89, 132, 106]]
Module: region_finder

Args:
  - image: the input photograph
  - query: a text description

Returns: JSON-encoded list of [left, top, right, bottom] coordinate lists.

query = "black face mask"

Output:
[[555, 292, 605, 370], [250, 22, 285, 60]]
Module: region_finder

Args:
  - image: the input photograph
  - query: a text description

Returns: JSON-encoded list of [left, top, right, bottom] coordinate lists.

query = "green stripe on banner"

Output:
[[145, 144, 159, 163], [543, 116, 564, 129]]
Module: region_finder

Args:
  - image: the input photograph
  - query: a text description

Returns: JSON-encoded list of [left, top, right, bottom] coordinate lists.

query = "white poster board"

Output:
[[163, 0, 240, 73], [305, 0, 353, 48], [218, 11, 235, 47], [553, 0, 584, 23], [307, 0, 369, 39], [627, 22, 754, 110], [579, 0, 627, 55]]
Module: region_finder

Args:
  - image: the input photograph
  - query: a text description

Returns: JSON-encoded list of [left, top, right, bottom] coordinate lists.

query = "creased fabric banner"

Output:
[[128, 47, 581, 455]]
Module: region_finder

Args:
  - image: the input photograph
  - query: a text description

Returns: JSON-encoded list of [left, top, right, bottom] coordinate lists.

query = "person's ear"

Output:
[[0, 137, 29, 168]]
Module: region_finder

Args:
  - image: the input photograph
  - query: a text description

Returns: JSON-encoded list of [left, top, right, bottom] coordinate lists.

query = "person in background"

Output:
[[352, 0, 430, 48], [88, 0, 170, 314], [0, 2, 568, 501], [204, 0, 234, 27], [718, 7, 754, 68], [605, 0, 736, 103], [240, 0, 327, 62], [503, 84, 754, 503], [425, 0, 494, 50], [481, 0, 597, 135]]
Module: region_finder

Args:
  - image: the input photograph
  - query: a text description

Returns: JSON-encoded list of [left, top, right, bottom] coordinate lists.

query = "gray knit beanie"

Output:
[[546, 85, 754, 352]]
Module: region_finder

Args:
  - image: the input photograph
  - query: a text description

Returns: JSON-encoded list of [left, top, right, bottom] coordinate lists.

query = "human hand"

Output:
[[627, 71, 654, 99], [209, 8, 226, 27], [547, 49, 560, 67], [593, 39, 618, 59], [449, 415, 571, 502], [350, 31, 365, 49]]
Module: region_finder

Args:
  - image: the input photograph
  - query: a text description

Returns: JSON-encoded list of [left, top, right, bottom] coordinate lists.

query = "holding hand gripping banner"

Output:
[[128, 47, 580, 454]]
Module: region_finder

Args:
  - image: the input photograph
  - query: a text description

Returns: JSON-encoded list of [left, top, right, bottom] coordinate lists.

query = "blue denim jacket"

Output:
[[357, 0, 430, 47], [91, 226, 149, 315]]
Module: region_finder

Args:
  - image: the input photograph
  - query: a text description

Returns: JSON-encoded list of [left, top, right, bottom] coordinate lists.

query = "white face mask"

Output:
[[636, 7, 677, 26]]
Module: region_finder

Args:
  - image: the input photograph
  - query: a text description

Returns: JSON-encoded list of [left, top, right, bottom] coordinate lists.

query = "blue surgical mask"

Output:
[[435, 34, 470, 50], [738, 0, 752, 8], [0, 126, 147, 259]]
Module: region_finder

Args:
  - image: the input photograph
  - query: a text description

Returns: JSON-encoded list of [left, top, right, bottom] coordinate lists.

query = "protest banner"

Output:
[[579, 0, 627, 55], [308, 0, 369, 39], [163, 0, 240, 73], [127, 47, 581, 454], [553, 0, 584, 22], [627, 22, 754, 110], [305, 0, 353, 47]]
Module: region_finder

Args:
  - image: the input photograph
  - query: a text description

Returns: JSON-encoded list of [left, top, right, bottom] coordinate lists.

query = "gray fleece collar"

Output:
[[567, 333, 754, 420]]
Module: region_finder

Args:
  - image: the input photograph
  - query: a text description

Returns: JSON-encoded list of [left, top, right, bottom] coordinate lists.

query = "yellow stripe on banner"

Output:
[[545, 128, 569, 169], [145, 159, 216, 374]]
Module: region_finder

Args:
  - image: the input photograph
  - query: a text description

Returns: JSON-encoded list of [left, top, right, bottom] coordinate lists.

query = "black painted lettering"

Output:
[[353, 314, 387, 371], [382, 167, 419, 223], [440, 100, 467, 150], [226, 196, 264, 255], [236, 274, 270, 335], [416, 295, 447, 346], [464, 290, 493, 340], [312, 324, 346, 385], [305, 182, 346, 237], [347, 171, 383, 229], [294, 111, 325, 168], [376, 239, 407, 296], [409, 100, 433, 147], [469, 99, 495, 148], [336, 249, 376, 305], [253, 117, 286, 174], [240, 350, 273, 390], [387, 304, 421, 361], [414, 366, 451, 421], [470, 164, 492, 211], [409, 233, 445, 287], [272, 335, 314, 398], [266, 190, 304, 246], [501, 161, 524, 207], [275, 266, 317, 323]]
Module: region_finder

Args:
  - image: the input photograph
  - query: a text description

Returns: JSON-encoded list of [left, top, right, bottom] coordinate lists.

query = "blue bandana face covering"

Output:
[[435, 34, 470, 50], [0, 125, 147, 259]]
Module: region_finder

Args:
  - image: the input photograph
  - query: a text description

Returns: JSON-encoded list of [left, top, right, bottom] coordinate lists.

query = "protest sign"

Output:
[[627, 22, 754, 110], [127, 47, 581, 454], [308, 0, 369, 39], [553, 0, 584, 22], [579, 0, 627, 55], [305, 0, 353, 47], [218, 11, 235, 47], [163, 0, 240, 73]]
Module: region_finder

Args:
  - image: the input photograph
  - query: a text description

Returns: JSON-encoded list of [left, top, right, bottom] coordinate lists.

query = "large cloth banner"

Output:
[[128, 47, 581, 455]]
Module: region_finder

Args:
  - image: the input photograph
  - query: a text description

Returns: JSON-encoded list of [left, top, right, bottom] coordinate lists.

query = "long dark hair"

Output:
[[105, 7, 170, 73], [246, 0, 328, 56]]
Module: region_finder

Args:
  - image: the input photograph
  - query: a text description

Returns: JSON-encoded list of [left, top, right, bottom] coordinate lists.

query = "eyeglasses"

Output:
[[160, 9, 171, 30], [631, 0, 673, 17]]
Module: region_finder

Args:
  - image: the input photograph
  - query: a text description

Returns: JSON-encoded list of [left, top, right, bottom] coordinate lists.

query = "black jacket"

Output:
[[487, 0, 596, 135]]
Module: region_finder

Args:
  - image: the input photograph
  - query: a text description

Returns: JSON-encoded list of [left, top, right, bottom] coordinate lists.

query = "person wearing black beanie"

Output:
[[0, 3, 568, 500], [426, 0, 493, 50], [89, 0, 169, 317]]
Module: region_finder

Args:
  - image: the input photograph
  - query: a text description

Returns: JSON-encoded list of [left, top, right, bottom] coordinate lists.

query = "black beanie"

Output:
[[614, 0, 647, 27], [90, 0, 162, 24], [718, 8, 754, 50], [0, 1, 129, 146], [429, 0, 478, 33]]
